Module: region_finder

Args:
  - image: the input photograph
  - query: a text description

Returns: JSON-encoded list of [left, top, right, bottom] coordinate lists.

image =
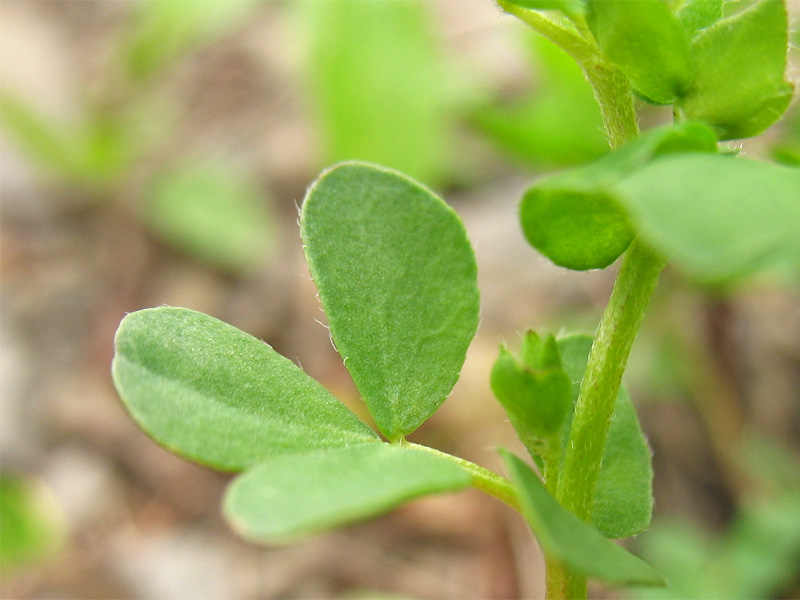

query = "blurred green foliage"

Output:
[[119, 0, 259, 83], [0, 475, 65, 572], [474, 33, 608, 168], [143, 163, 274, 274], [298, 0, 453, 186], [0, 0, 272, 275], [631, 435, 800, 600]]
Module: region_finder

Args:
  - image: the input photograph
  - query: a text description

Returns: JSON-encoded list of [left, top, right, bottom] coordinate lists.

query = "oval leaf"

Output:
[[557, 334, 654, 539], [520, 186, 633, 271], [501, 450, 664, 586], [587, 0, 693, 104], [676, 0, 792, 140], [301, 163, 480, 440], [520, 122, 716, 271], [112, 307, 379, 471], [224, 444, 471, 543], [616, 154, 800, 283]]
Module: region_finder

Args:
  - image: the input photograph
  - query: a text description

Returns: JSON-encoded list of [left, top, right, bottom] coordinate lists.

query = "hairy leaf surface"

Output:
[[225, 444, 470, 543], [677, 0, 723, 38], [301, 163, 479, 440], [112, 307, 379, 471]]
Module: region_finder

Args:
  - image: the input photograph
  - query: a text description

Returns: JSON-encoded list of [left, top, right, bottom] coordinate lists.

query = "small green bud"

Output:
[[491, 341, 572, 457]]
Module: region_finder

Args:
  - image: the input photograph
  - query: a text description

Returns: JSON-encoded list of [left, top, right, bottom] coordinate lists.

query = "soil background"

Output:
[[2, 2, 799, 599]]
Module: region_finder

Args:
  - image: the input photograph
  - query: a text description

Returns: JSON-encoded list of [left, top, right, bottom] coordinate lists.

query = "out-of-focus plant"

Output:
[[771, 103, 800, 167], [631, 434, 800, 600], [0, 0, 271, 275], [0, 474, 65, 572], [296, 0, 455, 186], [474, 32, 608, 168]]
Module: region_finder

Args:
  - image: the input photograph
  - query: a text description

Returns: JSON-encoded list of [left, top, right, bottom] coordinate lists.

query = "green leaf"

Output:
[[616, 154, 800, 283], [521, 330, 562, 371], [142, 163, 274, 274], [112, 307, 379, 472], [299, 0, 450, 185], [520, 122, 716, 270], [0, 475, 65, 571], [301, 163, 480, 441], [501, 450, 664, 586], [591, 387, 654, 538], [676, 0, 793, 140], [557, 335, 654, 539], [520, 185, 633, 271], [587, 0, 693, 104], [676, 0, 723, 38], [224, 444, 471, 543]]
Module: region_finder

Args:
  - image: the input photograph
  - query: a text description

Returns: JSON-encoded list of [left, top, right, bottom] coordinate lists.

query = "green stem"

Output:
[[496, 0, 595, 65], [401, 441, 520, 511], [546, 34, 657, 600], [581, 57, 640, 149], [558, 238, 666, 520], [497, 5, 664, 598], [552, 239, 666, 598]]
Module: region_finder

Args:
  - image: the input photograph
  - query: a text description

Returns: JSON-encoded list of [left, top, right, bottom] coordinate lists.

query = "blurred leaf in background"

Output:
[[118, 0, 261, 84], [298, 0, 453, 186], [1, 0, 275, 276], [0, 91, 133, 190], [0, 474, 66, 572], [630, 435, 800, 600], [473, 33, 608, 169], [142, 162, 274, 275]]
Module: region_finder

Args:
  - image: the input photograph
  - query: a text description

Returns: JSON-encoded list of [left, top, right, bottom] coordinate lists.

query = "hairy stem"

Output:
[[581, 58, 640, 149], [557, 238, 665, 519], [551, 37, 660, 600], [496, 5, 665, 597], [552, 239, 665, 599]]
